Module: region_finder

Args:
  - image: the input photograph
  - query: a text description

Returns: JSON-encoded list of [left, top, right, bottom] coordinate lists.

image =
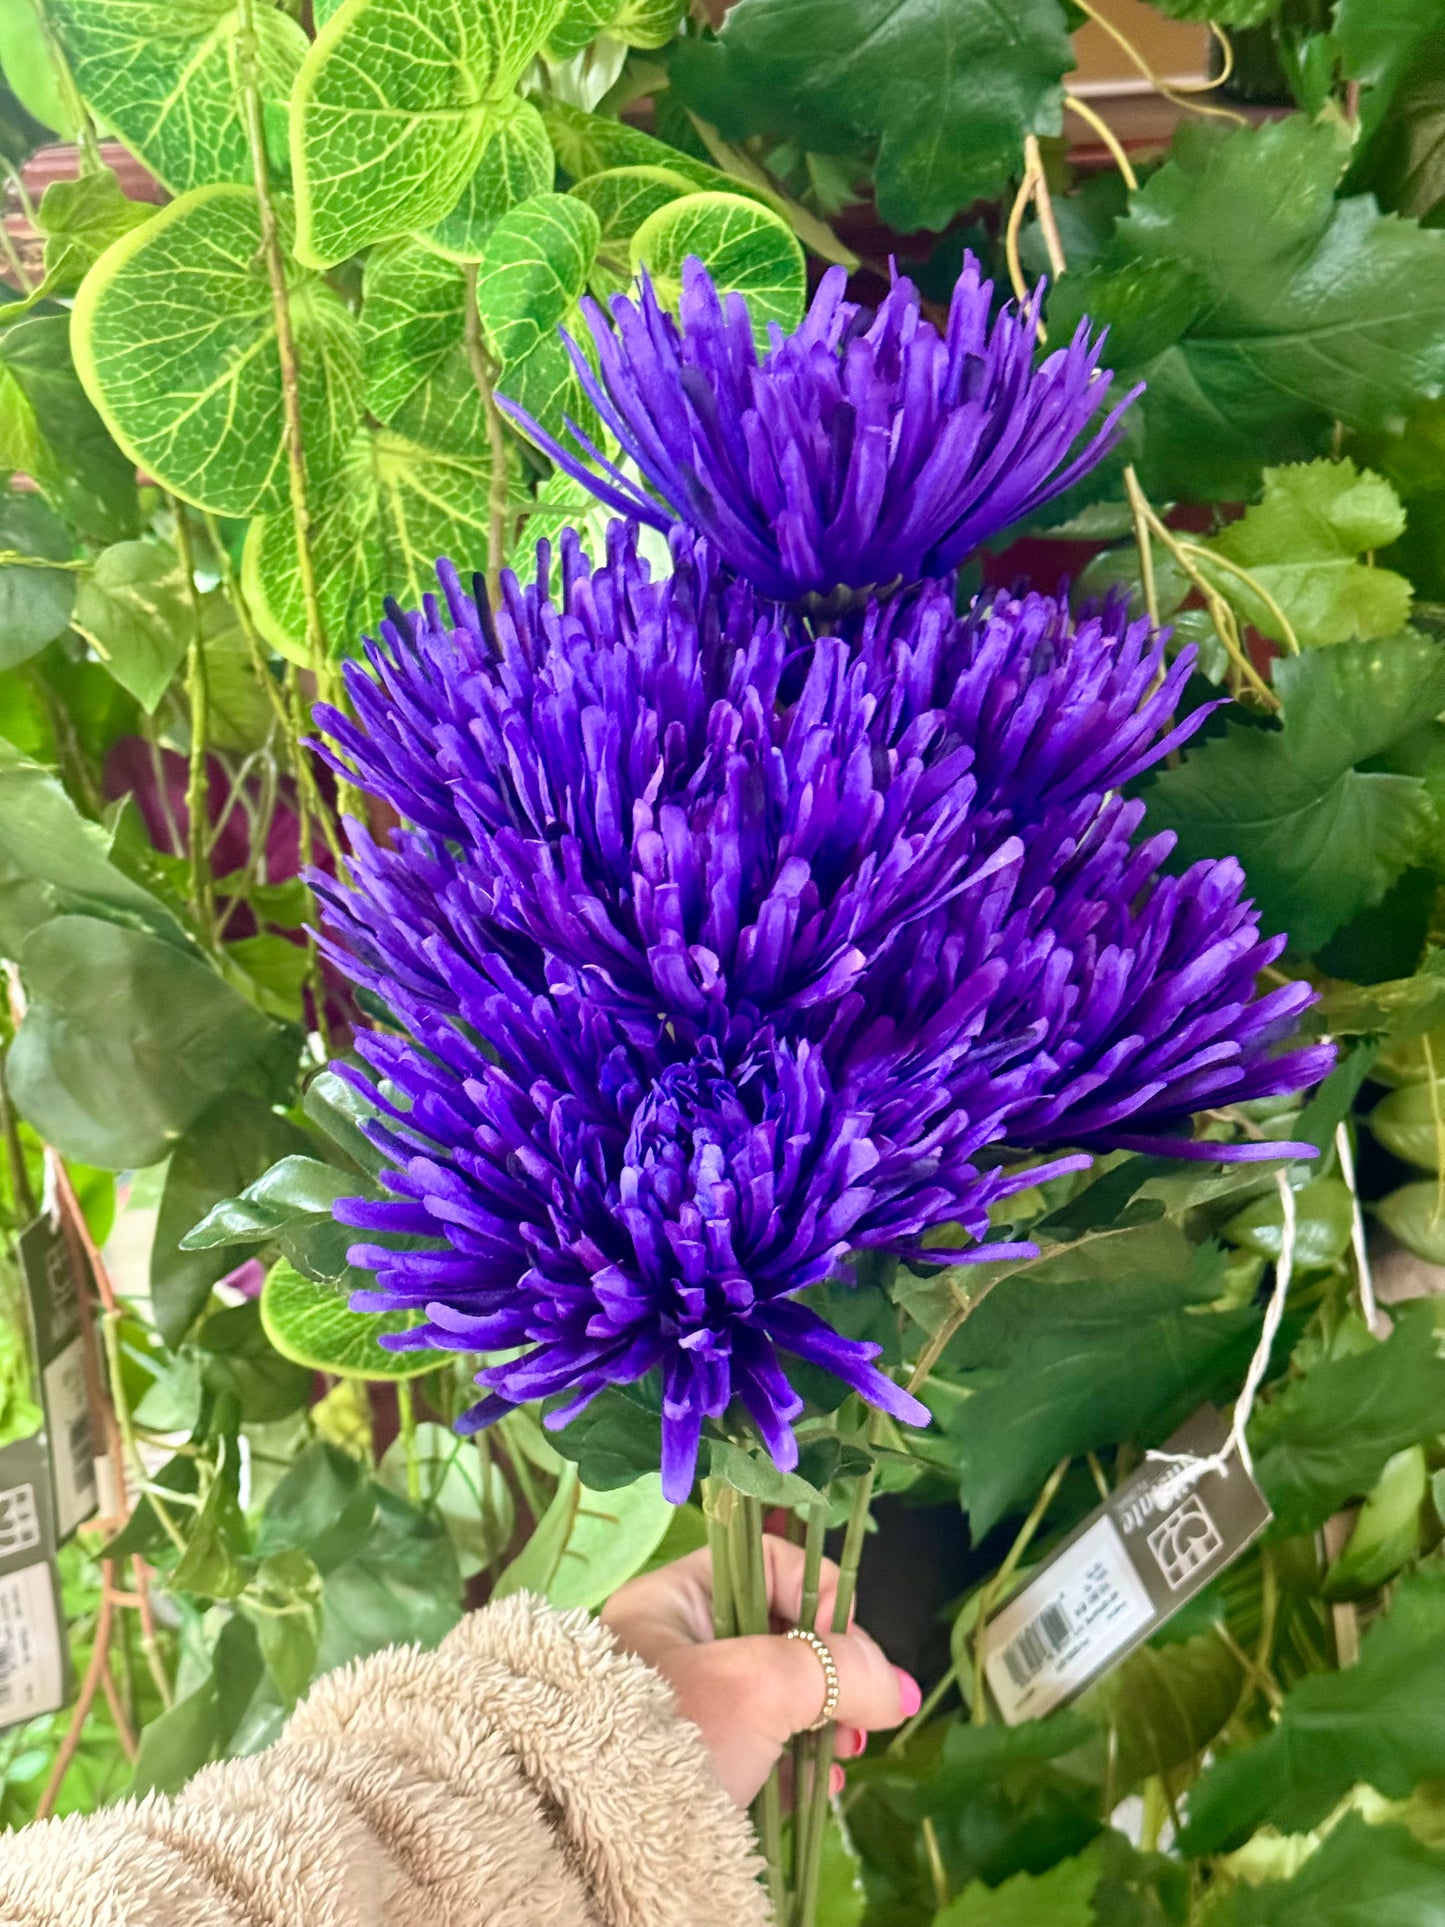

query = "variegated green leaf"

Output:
[[570, 164, 695, 298], [421, 94, 555, 261], [631, 190, 806, 343]]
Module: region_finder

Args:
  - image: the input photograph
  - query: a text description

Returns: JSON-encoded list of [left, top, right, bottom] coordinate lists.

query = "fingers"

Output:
[[725, 1624, 915, 1744], [603, 1533, 850, 1659]]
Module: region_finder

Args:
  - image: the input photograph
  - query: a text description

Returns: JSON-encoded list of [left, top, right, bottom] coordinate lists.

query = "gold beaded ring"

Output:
[[785, 1625, 840, 1731]]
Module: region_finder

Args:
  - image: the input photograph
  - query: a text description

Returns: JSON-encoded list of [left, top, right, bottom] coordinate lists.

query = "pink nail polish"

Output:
[[895, 1667, 922, 1718], [829, 1764, 846, 1796]]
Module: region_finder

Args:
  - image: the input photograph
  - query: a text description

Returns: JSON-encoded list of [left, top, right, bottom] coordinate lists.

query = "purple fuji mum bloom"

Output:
[[496, 255, 1136, 604]]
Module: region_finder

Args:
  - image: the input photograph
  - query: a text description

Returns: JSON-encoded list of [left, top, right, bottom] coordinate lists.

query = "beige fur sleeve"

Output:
[[0, 1594, 771, 1927]]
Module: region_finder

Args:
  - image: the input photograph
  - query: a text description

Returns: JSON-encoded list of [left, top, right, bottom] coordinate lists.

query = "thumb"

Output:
[[733, 1625, 915, 1744]]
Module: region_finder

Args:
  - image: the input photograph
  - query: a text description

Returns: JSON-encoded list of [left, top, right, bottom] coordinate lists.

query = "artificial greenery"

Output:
[[0, 1, 1444, 1923]]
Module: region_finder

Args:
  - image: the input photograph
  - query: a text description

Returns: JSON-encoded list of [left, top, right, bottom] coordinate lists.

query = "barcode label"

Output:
[[42, 1338, 97, 1540], [981, 1516, 1153, 1723], [0, 1562, 64, 1727]]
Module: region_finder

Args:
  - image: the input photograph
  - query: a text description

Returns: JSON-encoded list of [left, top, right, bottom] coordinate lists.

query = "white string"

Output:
[[1335, 1118, 1381, 1336], [1147, 1170, 1296, 1486]]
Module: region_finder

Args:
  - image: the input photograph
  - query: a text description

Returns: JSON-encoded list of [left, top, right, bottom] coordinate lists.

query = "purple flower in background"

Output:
[[497, 256, 1135, 604]]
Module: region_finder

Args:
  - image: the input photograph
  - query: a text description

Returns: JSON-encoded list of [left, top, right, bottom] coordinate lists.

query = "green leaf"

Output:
[[1324, 1445, 1428, 1597], [1145, 633, 1445, 954], [939, 1223, 1258, 1538], [1052, 118, 1445, 500], [72, 184, 364, 518], [244, 1548, 322, 1705], [242, 424, 499, 663], [494, 1460, 674, 1608], [1207, 460, 1412, 650], [315, 1487, 463, 1671], [303, 1066, 388, 1178], [292, 0, 563, 268], [71, 540, 190, 711], [670, 0, 1075, 235], [34, 168, 153, 292], [0, 314, 139, 542], [1376, 1179, 1445, 1262], [256, 1439, 373, 1572], [261, 1256, 428, 1379], [361, 240, 487, 451], [546, 1381, 664, 1488], [543, 100, 723, 190], [1185, 1573, 1445, 1851], [475, 189, 600, 365], [935, 1844, 1100, 1927], [1079, 1634, 1243, 1797], [182, 1152, 359, 1280], [1222, 1178, 1353, 1270], [170, 1434, 249, 1599], [0, 493, 76, 670], [630, 190, 806, 344], [1138, 0, 1279, 20], [1217, 1816, 1445, 1927], [151, 1094, 311, 1346], [0, 738, 184, 956], [1333, 0, 1445, 146], [378, 1421, 513, 1578], [47, 0, 308, 195], [196, 1298, 314, 1421], [0, 0, 73, 134], [131, 1616, 262, 1797], [1250, 1301, 1445, 1536], [8, 913, 294, 1168], [1367, 1081, 1445, 1170], [570, 164, 695, 299], [706, 1436, 823, 1510], [421, 94, 555, 261]]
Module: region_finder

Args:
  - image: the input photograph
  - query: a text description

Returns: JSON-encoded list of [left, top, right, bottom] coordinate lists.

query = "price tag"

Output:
[[0, 1433, 70, 1730], [979, 1407, 1272, 1724], [18, 1216, 98, 1542]]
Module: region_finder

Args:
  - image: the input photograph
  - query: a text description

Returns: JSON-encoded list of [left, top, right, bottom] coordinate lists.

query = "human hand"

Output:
[[601, 1537, 922, 1807]]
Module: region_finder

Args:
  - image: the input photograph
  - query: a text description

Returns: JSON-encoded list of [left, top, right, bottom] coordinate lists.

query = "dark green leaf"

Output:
[[0, 314, 139, 541], [546, 1380, 663, 1489], [0, 493, 75, 669], [1078, 1634, 1243, 1797], [939, 1224, 1258, 1537], [255, 1440, 374, 1574], [303, 1067, 388, 1178], [196, 1299, 314, 1422], [670, 0, 1075, 234], [315, 1487, 463, 1672], [1145, 634, 1445, 953], [935, 1845, 1099, 1927], [170, 1434, 249, 1600], [706, 1436, 823, 1509], [1185, 1572, 1445, 1847], [8, 914, 296, 1169], [151, 1096, 311, 1346], [131, 1616, 262, 1797], [181, 1152, 360, 1283], [1250, 1300, 1445, 1535]]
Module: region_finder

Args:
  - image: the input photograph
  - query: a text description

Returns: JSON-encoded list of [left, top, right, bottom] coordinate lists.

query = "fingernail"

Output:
[[837, 1725, 866, 1757], [895, 1667, 922, 1718], [829, 1764, 846, 1796]]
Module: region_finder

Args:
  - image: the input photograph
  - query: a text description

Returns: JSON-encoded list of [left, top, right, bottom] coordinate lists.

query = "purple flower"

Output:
[[315, 538, 1330, 1496], [496, 256, 1136, 605]]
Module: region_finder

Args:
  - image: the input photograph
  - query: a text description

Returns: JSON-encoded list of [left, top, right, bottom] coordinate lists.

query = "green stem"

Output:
[[171, 500, 215, 941], [739, 1494, 786, 1922], [27, 0, 101, 169], [463, 262, 513, 600], [885, 1662, 955, 1758], [794, 1458, 876, 1927], [235, 0, 329, 685], [397, 1377, 421, 1504], [701, 1478, 738, 1641], [790, 1499, 829, 1874]]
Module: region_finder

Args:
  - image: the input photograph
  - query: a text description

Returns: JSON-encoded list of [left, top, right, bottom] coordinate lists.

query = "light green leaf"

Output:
[[72, 184, 363, 518], [671, 0, 1074, 235], [1145, 633, 1445, 953], [1207, 459, 1413, 649], [377, 1421, 514, 1577], [1375, 1179, 1445, 1262], [261, 1257, 429, 1378], [292, 0, 564, 268], [0, 314, 139, 542], [544, 100, 721, 189], [47, 0, 308, 195], [71, 539, 190, 711], [8, 913, 294, 1168], [0, 738, 185, 957], [494, 1460, 674, 1608], [1250, 1301, 1445, 1536], [0, 0, 72, 133], [631, 190, 806, 344], [571, 164, 694, 299], [1367, 1082, 1445, 1170], [936, 1844, 1100, 1927], [608, 0, 685, 47], [242, 424, 501, 663], [475, 189, 600, 365], [1140, 0, 1279, 18], [422, 94, 555, 260], [361, 240, 487, 450], [0, 493, 77, 670], [545, 0, 612, 57], [1324, 1445, 1429, 1597], [1185, 1574, 1445, 1851], [34, 168, 153, 291], [1217, 1817, 1445, 1927], [1222, 1178, 1353, 1270], [706, 1436, 823, 1510]]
